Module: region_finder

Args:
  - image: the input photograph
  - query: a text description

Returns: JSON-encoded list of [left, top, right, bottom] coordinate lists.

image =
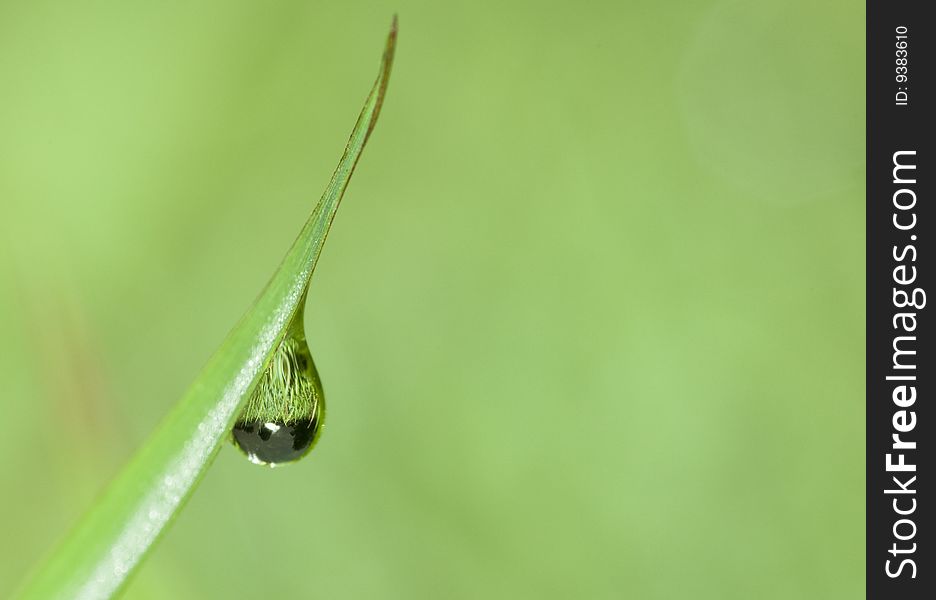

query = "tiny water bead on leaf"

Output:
[[231, 317, 325, 466]]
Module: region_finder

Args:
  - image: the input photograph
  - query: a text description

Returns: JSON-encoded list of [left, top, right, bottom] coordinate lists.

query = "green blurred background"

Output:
[[0, 0, 863, 598]]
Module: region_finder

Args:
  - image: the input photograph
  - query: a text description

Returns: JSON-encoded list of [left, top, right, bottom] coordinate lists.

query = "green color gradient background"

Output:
[[0, 1, 863, 598]]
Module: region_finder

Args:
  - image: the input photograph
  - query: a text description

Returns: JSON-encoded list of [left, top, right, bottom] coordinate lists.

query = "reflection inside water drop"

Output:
[[232, 412, 322, 466], [231, 324, 324, 466]]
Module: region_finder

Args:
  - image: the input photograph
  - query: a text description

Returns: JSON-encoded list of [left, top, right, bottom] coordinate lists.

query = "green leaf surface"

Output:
[[15, 18, 397, 600]]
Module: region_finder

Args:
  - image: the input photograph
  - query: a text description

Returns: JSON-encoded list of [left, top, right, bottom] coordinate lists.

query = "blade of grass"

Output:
[[15, 17, 397, 600]]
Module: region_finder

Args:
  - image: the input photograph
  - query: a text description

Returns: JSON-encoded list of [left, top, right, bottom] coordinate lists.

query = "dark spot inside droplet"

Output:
[[231, 413, 321, 466]]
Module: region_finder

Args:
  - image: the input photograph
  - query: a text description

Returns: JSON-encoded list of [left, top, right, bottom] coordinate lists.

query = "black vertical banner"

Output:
[[867, 1, 932, 597]]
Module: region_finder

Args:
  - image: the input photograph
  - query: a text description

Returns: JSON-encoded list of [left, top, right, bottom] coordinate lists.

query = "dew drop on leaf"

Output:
[[231, 323, 325, 466]]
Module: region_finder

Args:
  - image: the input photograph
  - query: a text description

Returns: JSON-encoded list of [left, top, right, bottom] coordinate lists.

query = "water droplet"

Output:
[[231, 320, 325, 466]]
